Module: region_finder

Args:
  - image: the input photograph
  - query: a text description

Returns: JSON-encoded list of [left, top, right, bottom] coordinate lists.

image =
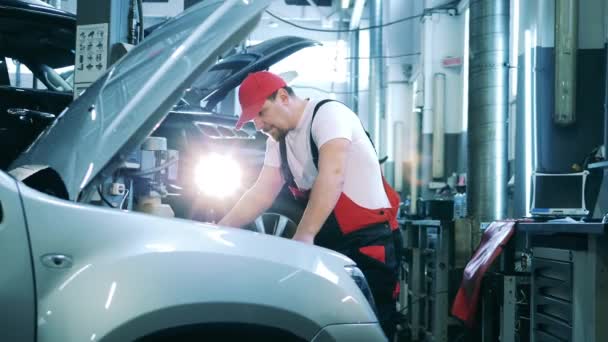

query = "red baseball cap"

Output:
[[236, 71, 286, 130]]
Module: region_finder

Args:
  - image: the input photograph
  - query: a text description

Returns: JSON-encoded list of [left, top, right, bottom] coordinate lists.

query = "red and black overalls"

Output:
[[279, 100, 402, 338]]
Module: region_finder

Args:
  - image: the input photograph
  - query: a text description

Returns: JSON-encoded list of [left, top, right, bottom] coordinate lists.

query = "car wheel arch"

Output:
[[99, 303, 318, 342], [9, 165, 69, 200], [134, 322, 308, 342]]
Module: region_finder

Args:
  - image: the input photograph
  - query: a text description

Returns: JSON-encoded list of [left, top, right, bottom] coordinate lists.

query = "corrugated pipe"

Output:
[[369, 0, 385, 155], [467, 0, 509, 223]]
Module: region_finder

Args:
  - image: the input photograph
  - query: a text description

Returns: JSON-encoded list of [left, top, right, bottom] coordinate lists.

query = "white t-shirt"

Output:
[[264, 99, 390, 209]]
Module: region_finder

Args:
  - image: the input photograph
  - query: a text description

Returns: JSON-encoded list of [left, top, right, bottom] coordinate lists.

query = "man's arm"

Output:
[[292, 138, 351, 244], [218, 165, 284, 228]]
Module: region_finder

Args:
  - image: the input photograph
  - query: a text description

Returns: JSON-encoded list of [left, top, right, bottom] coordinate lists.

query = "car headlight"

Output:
[[194, 153, 242, 198], [344, 265, 377, 313]]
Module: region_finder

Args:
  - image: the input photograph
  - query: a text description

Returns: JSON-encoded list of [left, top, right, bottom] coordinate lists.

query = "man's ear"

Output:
[[278, 88, 290, 104]]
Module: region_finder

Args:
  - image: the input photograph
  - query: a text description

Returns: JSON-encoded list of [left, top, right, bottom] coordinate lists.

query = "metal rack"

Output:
[[518, 222, 608, 342], [401, 219, 459, 342]]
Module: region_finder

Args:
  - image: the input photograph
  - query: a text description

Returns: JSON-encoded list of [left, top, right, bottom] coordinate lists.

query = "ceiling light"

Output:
[[341, 0, 351, 9], [349, 0, 366, 30]]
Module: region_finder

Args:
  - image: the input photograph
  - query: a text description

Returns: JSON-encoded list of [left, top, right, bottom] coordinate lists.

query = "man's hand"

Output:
[[292, 230, 315, 244], [218, 165, 284, 228]]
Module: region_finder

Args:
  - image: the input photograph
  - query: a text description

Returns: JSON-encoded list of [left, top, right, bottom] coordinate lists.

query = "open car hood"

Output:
[[10, 0, 272, 200], [180, 36, 320, 111]]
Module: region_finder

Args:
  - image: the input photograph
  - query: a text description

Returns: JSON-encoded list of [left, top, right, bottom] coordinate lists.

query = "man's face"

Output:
[[253, 91, 292, 141]]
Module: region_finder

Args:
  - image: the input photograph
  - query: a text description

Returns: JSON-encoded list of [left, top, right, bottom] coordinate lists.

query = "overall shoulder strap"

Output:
[[279, 138, 296, 187], [310, 99, 338, 169], [309, 99, 375, 169], [280, 99, 336, 187]]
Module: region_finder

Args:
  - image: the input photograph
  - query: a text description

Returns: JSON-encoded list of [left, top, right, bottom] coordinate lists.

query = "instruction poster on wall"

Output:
[[74, 23, 108, 88]]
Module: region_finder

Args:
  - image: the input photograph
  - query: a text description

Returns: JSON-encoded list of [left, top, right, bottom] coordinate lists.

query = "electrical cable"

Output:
[[119, 188, 130, 209], [97, 185, 117, 208], [264, 1, 459, 33], [265, 10, 423, 33], [398, 290, 449, 314], [131, 158, 178, 177]]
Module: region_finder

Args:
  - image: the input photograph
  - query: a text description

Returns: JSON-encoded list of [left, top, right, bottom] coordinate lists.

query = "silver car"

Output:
[[2, 0, 387, 341]]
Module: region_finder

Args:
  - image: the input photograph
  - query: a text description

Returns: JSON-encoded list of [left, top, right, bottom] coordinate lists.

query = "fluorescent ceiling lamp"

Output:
[[349, 0, 366, 30], [524, 29, 533, 216], [341, 0, 351, 9]]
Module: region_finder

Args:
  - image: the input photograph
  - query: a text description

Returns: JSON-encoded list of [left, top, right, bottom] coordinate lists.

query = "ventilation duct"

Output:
[[467, 0, 509, 223], [369, 0, 385, 156]]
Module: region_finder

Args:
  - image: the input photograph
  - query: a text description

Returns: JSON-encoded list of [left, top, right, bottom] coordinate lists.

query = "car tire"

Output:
[[247, 194, 303, 239]]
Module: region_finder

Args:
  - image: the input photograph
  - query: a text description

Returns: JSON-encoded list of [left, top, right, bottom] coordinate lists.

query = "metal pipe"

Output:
[[349, 30, 360, 113], [15, 60, 21, 87], [369, 0, 385, 156], [394, 121, 405, 192], [467, 0, 509, 223], [432, 73, 446, 179], [410, 106, 422, 215], [128, 0, 136, 44], [420, 9, 433, 198], [137, 0, 144, 42], [554, 0, 578, 126], [604, 40, 608, 153]]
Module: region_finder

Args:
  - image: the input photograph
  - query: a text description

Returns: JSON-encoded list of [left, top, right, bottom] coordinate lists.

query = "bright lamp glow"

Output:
[[195, 153, 242, 198], [524, 30, 533, 216]]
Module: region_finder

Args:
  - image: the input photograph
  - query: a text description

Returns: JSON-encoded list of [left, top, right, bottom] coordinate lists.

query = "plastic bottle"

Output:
[[453, 193, 463, 218]]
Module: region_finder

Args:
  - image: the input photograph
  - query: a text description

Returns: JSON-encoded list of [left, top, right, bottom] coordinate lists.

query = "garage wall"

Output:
[[533, 0, 606, 173], [419, 4, 466, 197], [383, 0, 422, 191], [513, 0, 607, 217]]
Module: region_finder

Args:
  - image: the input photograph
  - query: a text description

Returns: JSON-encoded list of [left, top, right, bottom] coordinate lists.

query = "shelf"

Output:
[[517, 222, 606, 235], [401, 219, 443, 227]]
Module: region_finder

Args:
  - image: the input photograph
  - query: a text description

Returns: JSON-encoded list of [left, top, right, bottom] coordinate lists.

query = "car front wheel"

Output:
[[247, 194, 303, 238], [251, 211, 298, 238]]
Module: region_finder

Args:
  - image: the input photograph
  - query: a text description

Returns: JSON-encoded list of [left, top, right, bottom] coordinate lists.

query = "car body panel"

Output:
[[16, 183, 377, 341], [0, 171, 36, 342], [183, 36, 320, 110], [311, 323, 387, 342], [10, 0, 269, 200]]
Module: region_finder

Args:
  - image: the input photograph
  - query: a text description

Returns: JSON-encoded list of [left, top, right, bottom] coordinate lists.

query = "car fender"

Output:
[[17, 184, 377, 342], [10, 165, 69, 199], [9, 164, 51, 181]]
